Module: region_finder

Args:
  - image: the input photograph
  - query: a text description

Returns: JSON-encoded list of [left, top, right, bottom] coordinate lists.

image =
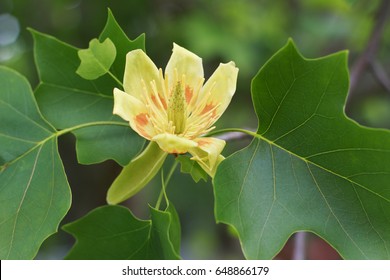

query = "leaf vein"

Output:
[[6, 144, 43, 259], [238, 140, 261, 234], [352, 183, 389, 256], [306, 162, 368, 259]]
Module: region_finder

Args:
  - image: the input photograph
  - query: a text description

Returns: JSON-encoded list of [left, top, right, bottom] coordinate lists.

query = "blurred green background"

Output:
[[1, 0, 389, 259]]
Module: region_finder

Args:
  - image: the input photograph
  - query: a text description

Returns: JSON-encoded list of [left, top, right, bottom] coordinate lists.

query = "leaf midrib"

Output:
[[214, 127, 390, 204], [6, 144, 43, 259], [38, 82, 113, 99], [1, 121, 129, 170], [256, 133, 390, 204]]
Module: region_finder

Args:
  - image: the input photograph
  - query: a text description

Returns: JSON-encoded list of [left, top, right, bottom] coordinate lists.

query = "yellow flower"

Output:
[[113, 44, 238, 176]]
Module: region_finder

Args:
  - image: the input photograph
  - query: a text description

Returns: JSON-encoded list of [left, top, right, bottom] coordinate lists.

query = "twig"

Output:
[[216, 130, 253, 142], [348, 0, 390, 101], [369, 60, 390, 92], [292, 231, 308, 260]]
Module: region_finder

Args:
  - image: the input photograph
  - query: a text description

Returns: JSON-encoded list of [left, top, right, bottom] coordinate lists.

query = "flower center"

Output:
[[168, 81, 186, 134]]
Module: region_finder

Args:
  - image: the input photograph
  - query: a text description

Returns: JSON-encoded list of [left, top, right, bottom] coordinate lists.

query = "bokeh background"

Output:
[[1, 0, 389, 259]]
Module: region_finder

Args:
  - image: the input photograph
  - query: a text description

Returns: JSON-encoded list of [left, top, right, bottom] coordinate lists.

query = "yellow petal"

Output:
[[197, 62, 238, 122], [113, 88, 155, 139], [152, 133, 198, 154], [189, 137, 226, 177], [165, 43, 204, 105], [123, 49, 165, 102]]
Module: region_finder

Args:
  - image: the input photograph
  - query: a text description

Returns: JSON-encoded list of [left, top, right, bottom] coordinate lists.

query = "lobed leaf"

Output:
[[176, 155, 208, 183], [63, 204, 181, 259], [214, 40, 390, 259], [31, 10, 145, 166], [99, 9, 145, 80], [0, 67, 71, 259]]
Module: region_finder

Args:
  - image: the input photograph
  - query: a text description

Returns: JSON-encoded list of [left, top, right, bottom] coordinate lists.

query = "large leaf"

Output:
[[32, 10, 145, 166], [214, 40, 390, 259], [0, 67, 71, 259], [63, 204, 181, 259]]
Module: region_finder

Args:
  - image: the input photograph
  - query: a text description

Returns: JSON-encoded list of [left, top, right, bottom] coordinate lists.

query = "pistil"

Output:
[[168, 81, 186, 134]]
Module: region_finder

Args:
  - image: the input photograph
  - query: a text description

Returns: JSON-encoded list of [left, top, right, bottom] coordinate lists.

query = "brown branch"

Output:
[[216, 131, 252, 141], [369, 60, 390, 92], [348, 0, 390, 101], [292, 231, 308, 260]]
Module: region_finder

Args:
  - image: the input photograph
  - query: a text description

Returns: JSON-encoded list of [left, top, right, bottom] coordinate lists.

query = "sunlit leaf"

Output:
[[63, 204, 181, 259], [76, 38, 116, 80], [0, 67, 71, 259], [214, 40, 390, 259]]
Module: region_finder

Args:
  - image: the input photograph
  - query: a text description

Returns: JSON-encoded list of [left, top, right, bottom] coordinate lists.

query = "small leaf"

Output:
[[76, 38, 116, 80], [176, 155, 208, 182], [149, 204, 181, 259], [214, 40, 390, 259], [107, 142, 168, 204], [165, 203, 181, 253], [0, 67, 71, 259], [63, 204, 181, 259], [31, 10, 145, 166]]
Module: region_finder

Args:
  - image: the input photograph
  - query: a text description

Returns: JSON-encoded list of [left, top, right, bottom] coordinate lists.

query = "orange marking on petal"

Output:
[[185, 86, 193, 104], [171, 150, 187, 155], [197, 139, 211, 147], [160, 96, 167, 109], [201, 103, 217, 117], [136, 126, 151, 139], [135, 113, 149, 126], [151, 95, 168, 110], [151, 94, 167, 109], [151, 95, 159, 107], [134, 113, 151, 139]]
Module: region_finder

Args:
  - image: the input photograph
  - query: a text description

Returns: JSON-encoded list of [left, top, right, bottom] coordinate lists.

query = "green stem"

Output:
[[107, 71, 124, 88], [56, 120, 128, 137], [2, 121, 129, 170], [155, 160, 179, 210]]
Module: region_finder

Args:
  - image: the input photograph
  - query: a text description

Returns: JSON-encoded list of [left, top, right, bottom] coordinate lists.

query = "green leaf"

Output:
[[176, 155, 208, 183], [150, 204, 181, 259], [99, 9, 145, 80], [107, 142, 168, 205], [31, 10, 145, 166], [63, 204, 181, 259], [214, 40, 390, 259], [0, 66, 71, 259], [76, 38, 117, 80]]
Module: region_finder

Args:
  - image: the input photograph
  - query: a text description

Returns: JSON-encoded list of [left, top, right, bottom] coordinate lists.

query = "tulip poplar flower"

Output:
[[107, 43, 238, 204]]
